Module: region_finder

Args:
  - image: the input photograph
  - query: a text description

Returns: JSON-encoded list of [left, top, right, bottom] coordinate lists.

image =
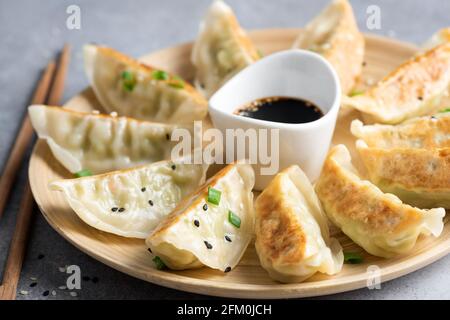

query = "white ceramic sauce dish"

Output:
[[209, 49, 341, 190]]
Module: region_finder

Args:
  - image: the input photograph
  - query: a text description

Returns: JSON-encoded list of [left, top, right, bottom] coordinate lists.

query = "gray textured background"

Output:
[[0, 0, 449, 300]]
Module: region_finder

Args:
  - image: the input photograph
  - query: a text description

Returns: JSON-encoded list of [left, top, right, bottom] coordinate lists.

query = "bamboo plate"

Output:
[[29, 29, 450, 299]]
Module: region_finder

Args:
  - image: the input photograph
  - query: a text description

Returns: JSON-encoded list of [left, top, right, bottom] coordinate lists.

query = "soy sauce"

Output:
[[235, 96, 323, 124]]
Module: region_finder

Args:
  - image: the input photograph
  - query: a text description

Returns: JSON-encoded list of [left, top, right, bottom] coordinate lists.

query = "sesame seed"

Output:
[[51, 290, 57, 296], [58, 266, 66, 273], [38, 254, 45, 260], [118, 208, 125, 212], [92, 110, 100, 114], [148, 248, 152, 254], [110, 111, 118, 117], [204, 241, 213, 249], [30, 277, 38, 281], [141, 187, 146, 192], [166, 133, 170, 140], [362, 61, 367, 67], [171, 164, 176, 170], [20, 290, 29, 295], [111, 207, 118, 212], [202, 203, 208, 211], [194, 220, 200, 227], [70, 292, 78, 297], [30, 282, 37, 287], [418, 96, 423, 100], [224, 267, 231, 273], [43, 290, 50, 297], [149, 200, 154, 206], [58, 286, 67, 290], [225, 235, 232, 242]]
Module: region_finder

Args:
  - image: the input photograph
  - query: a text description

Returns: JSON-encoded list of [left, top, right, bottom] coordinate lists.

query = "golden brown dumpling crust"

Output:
[[358, 146, 450, 190], [351, 114, 450, 149], [316, 147, 422, 235], [255, 175, 306, 264], [343, 42, 450, 124]]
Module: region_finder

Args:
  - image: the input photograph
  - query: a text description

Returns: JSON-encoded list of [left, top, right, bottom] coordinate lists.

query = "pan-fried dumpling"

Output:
[[423, 27, 450, 50], [255, 166, 343, 283], [356, 140, 450, 208], [292, 0, 364, 94], [29, 104, 188, 174], [84, 44, 208, 124], [191, 0, 259, 98], [146, 161, 254, 271], [343, 42, 450, 124], [50, 160, 208, 238], [351, 114, 450, 149], [315, 145, 445, 258]]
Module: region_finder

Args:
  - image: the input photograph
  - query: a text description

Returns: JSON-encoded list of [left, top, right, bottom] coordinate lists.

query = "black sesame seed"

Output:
[[30, 282, 37, 287], [92, 277, 99, 284], [148, 248, 153, 254], [141, 187, 146, 192], [225, 235, 232, 242], [82, 276, 90, 281], [43, 290, 49, 297], [166, 133, 170, 140], [362, 61, 367, 67], [149, 200, 154, 206], [202, 203, 208, 211], [171, 164, 176, 170], [224, 267, 231, 273], [118, 208, 125, 212], [204, 241, 213, 249], [111, 207, 118, 212], [418, 96, 423, 100], [37, 254, 45, 260], [431, 116, 437, 120], [194, 220, 200, 227]]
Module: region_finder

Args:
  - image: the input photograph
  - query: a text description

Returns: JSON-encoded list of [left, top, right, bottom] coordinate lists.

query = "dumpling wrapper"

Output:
[[315, 145, 445, 258], [84, 44, 208, 124], [146, 162, 254, 271], [351, 114, 450, 149], [29, 104, 189, 174], [423, 27, 450, 50], [255, 165, 343, 283], [342, 42, 450, 124], [191, 0, 259, 98], [356, 140, 450, 208], [292, 0, 364, 94], [50, 160, 209, 239]]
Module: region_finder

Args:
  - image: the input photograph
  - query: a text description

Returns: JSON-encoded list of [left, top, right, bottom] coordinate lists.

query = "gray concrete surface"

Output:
[[0, 0, 449, 300]]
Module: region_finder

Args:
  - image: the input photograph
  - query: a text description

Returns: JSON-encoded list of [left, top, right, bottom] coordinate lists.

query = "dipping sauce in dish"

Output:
[[234, 96, 324, 124]]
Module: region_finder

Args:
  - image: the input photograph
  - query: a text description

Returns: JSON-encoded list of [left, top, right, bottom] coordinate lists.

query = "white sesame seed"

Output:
[[20, 290, 29, 295], [58, 267, 66, 273], [92, 110, 100, 114], [58, 285, 67, 290], [51, 290, 57, 296], [30, 277, 38, 281], [110, 112, 118, 117], [70, 291, 78, 297]]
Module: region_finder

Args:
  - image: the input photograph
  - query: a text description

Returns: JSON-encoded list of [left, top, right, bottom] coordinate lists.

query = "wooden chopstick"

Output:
[[0, 44, 71, 300], [0, 62, 55, 220]]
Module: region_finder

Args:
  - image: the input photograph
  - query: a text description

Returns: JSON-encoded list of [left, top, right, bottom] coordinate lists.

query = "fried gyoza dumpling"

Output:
[[29, 104, 188, 174], [343, 42, 450, 124], [352, 115, 450, 208], [191, 0, 259, 98], [255, 166, 343, 283], [356, 141, 450, 208], [292, 0, 365, 94], [423, 27, 450, 50], [50, 160, 208, 238], [351, 114, 450, 149], [315, 145, 445, 258], [84, 44, 208, 124], [146, 162, 254, 271]]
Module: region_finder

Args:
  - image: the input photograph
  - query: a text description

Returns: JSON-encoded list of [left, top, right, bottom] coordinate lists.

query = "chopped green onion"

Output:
[[344, 252, 363, 264], [152, 70, 169, 80], [349, 90, 364, 97], [207, 187, 221, 205], [257, 49, 264, 58], [152, 256, 166, 270], [439, 107, 450, 113], [121, 70, 136, 92], [228, 210, 241, 228], [168, 76, 185, 89], [74, 169, 92, 178]]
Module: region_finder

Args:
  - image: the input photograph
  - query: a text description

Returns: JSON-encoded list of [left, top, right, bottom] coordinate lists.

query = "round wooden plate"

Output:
[[29, 29, 450, 299]]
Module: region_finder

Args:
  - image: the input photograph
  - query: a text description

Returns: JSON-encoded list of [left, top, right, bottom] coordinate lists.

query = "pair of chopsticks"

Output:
[[0, 45, 71, 300]]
